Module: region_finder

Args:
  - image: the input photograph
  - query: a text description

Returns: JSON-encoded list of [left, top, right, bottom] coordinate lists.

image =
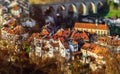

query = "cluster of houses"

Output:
[[2, 13, 120, 70], [1, 0, 120, 72], [0, 0, 35, 46], [27, 23, 120, 71]]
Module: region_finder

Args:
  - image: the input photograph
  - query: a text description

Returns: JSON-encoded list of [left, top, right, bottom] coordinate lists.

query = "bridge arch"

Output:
[[44, 6, 55, 16], [78, 3, 87, 15], [39, 0, 106, 17], [68, 4, 77, 16], [97, 1, 104, 12], [88, 2, 96, 14], [56, 5, 66, 18], [57, 5, 66, 13]]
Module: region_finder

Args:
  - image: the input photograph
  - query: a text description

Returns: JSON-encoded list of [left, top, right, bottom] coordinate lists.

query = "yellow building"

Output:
[[74, 23, 109, 36]]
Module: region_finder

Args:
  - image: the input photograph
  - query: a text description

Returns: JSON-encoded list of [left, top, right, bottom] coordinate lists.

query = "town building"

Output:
[[74, 23, 109, 36], [81, 43, 107, 71]]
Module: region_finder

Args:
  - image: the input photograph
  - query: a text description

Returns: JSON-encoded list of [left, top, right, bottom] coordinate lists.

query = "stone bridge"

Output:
[[39, 0, 107, 17]]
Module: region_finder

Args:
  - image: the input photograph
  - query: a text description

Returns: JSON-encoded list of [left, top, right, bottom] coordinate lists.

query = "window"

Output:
[[98, 31, 100, 34]]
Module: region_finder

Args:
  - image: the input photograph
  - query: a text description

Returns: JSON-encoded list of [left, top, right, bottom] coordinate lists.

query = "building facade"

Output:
[[74, 23, 109, 36]]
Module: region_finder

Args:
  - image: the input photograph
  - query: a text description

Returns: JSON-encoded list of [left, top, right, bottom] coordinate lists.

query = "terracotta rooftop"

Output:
[[82, 43, 108, 55], [112, 40, 120, 45], [2, 27, 9, 31], [74, 23, 109, 30], [8, 19, 16, 26], [8, 29, 15, 34], [72, 40, 78, 45], [55, 29, 70, 37], [31, 33, 41, 39], [41, 28, 49, 35], [0, 5, 3, 9], [97, 36, 110, 41], [82, 43, 91, 49], [62, 29, 70, 37], [55, 29, 63, 36], [116, 54, 120, 59], [70, 31, 89, 40], [81, 31, 89, 40]]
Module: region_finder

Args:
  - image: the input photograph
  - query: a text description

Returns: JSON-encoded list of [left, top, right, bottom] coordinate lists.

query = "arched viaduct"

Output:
[[39, 0, 107, 17]]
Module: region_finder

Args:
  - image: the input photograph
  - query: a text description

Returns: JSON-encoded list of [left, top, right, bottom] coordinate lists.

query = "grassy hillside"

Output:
[[105, 2, 120, 18]]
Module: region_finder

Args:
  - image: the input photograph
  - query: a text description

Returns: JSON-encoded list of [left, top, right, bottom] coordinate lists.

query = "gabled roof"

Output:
[[31, 33, 41, 39], [41, 28, 49, 35], [117, 54, 120, 59], [74, 23, 109, 30], [81, 31, 89, 40], [8, 29, 15, 34], [0, 5, 4, 9], [2, 27, 9, 31], [73, 40, 78, 45], [55, 29, 63, 36], [70, 31, 89, 40], [82, 43, 91, 49], [82, 43, 108, 55]]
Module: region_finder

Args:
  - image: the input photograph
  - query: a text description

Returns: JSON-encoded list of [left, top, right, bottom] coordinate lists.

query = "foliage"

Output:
[[22, 41, 30, 53], [109, 26, 120, 35], [105, 0, 120, 18]]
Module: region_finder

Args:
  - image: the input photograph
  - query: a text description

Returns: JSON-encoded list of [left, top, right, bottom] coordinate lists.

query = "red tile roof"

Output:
[[0, 5, 3, 9], [117, 54, 120, 59], [2, 27, 9, 31], [8, 29, 15, 34], [74, 23, 108, 30], [41, 28, 49, 35], [9, 19, 16, 26], [73, 40, 78, 45], [55, 29, 63, 36], [70, 31, 89, 40], [82, 43, 91, 49], [82, 43, 108, 55], [31, 33, 41, 39], [81, 31, 89, 40]]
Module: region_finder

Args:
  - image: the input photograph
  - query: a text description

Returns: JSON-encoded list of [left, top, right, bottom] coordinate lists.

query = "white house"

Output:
[[81, 43, 107, 64], [35, 46, 42, 57]]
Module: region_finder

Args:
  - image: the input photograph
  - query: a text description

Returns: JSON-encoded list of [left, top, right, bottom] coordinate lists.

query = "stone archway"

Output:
[[57, 5, 65, 13], [97, 1, 104, 13], [68, 4, 77, 16], [56, 5, 65, 16], [44, 6, 55, 16], [88, 2, 96, 14], [78, 3, 87, 15]]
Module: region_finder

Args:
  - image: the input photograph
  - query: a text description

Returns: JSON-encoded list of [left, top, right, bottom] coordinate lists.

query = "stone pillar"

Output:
[[52, 5, 58, 18], [94, 3, 98, 14], [75, 2, 81, 19], [85, 3, 89, 15], [41, 6, 46, 15], [63, 4, 69, 18]]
